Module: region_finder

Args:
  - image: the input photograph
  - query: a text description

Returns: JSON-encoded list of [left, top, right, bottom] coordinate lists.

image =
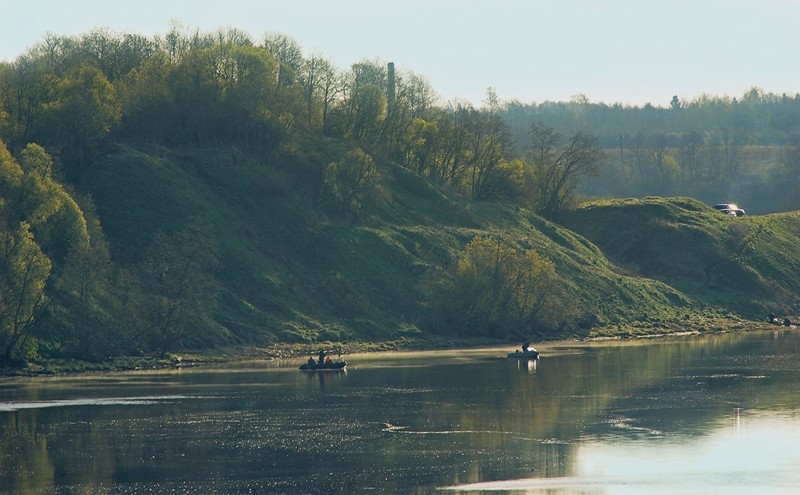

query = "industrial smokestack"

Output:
[[387, 62, 396, 110]]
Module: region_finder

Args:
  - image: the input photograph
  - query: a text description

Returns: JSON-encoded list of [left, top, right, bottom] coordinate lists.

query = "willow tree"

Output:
[[0, 142, 90, 363], [0, 219, 51, 364], [449, 236, 557, 336]]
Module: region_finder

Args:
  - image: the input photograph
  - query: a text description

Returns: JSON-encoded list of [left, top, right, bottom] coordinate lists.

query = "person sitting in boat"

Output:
[[318, 350, 326, 363], [307, 356, 315, 365], [522, 341, 531, 352], [325, 357, 332, 363]]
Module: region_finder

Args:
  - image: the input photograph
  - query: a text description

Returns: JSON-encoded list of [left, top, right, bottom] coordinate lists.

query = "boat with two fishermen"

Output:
[[299, 349, 347, 371]]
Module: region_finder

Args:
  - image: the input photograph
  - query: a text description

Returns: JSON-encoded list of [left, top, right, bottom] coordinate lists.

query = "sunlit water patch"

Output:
[[0, 395, 202, 412], [443, 412, 800, 494]]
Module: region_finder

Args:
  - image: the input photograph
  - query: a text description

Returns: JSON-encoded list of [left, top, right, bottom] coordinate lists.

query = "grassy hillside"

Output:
[[561, 197, 800, 319], [76, 145, 798, 348]]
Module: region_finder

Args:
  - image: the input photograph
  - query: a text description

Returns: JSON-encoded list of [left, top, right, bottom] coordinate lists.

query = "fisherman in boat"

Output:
[[522, 341, 531, 352], [308, 356, 315, 365], [318, 350, 326, 363]]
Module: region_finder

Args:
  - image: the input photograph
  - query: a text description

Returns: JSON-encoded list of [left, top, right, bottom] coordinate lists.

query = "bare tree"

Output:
[[529, 123, 605, 220]]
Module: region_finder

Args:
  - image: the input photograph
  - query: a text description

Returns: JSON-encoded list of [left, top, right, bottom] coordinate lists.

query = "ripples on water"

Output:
[[4, 332, 800, 494]]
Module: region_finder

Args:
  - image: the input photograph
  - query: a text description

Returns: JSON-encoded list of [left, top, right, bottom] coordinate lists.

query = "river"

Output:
[[2, 329, 800, 494]]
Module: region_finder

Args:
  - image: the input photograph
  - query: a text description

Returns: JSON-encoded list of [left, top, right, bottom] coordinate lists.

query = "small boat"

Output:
[[299, 361, 347, 371], [507, 349, 540, 359]]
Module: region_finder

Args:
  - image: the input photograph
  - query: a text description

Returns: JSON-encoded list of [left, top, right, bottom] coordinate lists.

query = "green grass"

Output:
[[77, 144, 800, 351], [561, 197, 800, 319]]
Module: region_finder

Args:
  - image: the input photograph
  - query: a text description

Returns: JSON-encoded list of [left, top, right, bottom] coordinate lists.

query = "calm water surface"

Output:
[[3, 330, 800, 494]]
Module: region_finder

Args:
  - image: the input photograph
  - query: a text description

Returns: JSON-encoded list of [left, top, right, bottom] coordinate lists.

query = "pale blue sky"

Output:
[[3, 0, 798, 107]]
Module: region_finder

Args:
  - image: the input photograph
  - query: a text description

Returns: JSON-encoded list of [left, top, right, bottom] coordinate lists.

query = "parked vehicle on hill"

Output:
[[713, 203, 746, 217]]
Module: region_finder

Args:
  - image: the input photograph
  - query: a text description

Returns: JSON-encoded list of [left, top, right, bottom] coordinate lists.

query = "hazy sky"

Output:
[[3, 0, 798, 107]]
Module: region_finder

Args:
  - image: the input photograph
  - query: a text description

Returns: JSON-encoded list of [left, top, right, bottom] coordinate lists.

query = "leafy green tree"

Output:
[[18, 142, 53, 180], [447, 236, 557, 336], [381, 68, 438, 165], [327, 59, 388, 140], [0, 55, 58, 148], [345, 83, 387, 141], [394, 106, 471, 190], [0, 141, 23, 194], [299, 54, 342, 131], [462, 107, 516, 200], [323, 148, 381, 222], [44, 65, 120, 172], [15, 144, 89, 263], [0, 142, 105, 362], [51, 211, 117, 360], [396, 116, 435, 176], [396, 70, 437, 118], [209, 43, 282, 146], [166, 48, 221, 144], [77, 28, 158, 82], [119, 52, 175, 143], [348, 59, 387, 91], [0, 219, 52, 364], [263, 32, 303, 88]]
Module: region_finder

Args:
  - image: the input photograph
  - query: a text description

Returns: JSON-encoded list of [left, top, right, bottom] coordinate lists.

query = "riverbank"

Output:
[[0, 315, 786, 378], [0, 335, 506, 377]]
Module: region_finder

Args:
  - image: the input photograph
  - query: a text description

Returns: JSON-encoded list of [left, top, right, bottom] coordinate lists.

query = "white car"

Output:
[[713, 203, 746, 217]]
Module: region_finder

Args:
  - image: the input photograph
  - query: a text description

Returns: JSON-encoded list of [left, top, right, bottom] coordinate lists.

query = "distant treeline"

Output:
[[501, 92, 800, 212]]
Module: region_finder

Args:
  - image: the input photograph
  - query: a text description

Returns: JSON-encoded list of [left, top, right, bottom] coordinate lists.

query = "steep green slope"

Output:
[[79, 146, 792, 347], [561, 197, 800, 318]]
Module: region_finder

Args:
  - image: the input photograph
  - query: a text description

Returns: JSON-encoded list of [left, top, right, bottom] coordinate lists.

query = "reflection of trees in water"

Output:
[[0, 410, 55, 492], [3, 331, 800, 492], [399, 331, 800, 481]]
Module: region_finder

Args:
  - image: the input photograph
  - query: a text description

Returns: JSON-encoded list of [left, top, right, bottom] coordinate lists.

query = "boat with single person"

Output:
[[507, 341, 540, 359], [507, 349, 540, 359]]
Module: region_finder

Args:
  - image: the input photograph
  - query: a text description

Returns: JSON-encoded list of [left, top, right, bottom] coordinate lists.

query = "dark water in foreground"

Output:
[[3, 330, 800, 494]]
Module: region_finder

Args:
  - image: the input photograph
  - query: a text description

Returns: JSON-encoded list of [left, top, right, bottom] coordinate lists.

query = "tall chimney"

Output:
[[387, 62, 396, 110]]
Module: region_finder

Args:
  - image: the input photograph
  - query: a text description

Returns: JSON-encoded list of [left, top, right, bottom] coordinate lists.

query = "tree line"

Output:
[[0, 25, 605, 216], [501, 90, 800, 210]]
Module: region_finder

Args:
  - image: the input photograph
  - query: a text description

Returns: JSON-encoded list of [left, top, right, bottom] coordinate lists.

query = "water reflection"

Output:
[[510, 357, 538, 372], [305, 369, 347, 389], [446, 412, 800, 494], [3, 331, 800, 494]]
